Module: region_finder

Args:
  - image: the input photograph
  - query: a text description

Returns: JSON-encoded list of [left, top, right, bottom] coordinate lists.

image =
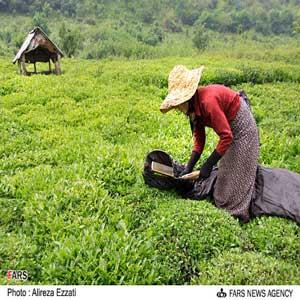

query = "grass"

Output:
[[0, 51, 299, 284]]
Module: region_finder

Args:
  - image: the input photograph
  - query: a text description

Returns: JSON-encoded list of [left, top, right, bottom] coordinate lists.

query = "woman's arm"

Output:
[[204, 100, 233, 155], [179, 122, 205, 176], [193, 121, 206, 155], [196, 99, 232, 179]]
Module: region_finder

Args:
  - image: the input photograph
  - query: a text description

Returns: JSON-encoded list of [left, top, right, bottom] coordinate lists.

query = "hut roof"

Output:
[[13, 27, 64, 64]]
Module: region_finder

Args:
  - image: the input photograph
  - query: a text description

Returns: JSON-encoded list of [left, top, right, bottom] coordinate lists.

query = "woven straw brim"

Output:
[[160, 65, 204, 113]]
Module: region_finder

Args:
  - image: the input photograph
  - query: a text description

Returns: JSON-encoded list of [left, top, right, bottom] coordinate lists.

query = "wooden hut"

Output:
[[13, 27, 64, 75]]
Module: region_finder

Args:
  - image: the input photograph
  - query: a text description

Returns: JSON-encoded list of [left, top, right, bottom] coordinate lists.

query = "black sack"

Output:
[[143, 150, 194, 194], [143, 150, 217, 199]]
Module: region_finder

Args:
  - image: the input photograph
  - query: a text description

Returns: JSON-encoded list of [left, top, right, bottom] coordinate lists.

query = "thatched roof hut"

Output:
[[13, 27, 64, 75]]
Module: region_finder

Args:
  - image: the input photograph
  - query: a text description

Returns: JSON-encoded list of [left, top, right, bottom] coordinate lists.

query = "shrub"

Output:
[[143, 200, 247, 284], [243, 217, 300, 263], [192, 250, 300, 285], [239, 65, 290, 84], [163, 18, 182, 33], [202, 68, 244, 86], [1, 57, 299, 285]]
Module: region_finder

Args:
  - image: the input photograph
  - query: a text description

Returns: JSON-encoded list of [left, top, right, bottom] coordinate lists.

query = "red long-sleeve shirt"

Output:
[[192, 84, 241, 155]]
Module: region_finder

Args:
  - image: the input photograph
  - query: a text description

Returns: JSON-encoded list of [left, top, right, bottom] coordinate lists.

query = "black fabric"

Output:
[[143, 150, 300, 223], [180, 151, 200, 176], [143, 150, 193, 193], [250, 166, 300, 222], [184, 168, 218, 200], [199, 150, 222, 179]]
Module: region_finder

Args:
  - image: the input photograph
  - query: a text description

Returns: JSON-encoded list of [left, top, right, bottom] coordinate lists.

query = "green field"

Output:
[[0, 51, 300, 284]]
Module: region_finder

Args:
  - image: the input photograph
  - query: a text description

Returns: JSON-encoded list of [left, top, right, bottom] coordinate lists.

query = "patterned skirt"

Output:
[[213, 99, 259, 222]]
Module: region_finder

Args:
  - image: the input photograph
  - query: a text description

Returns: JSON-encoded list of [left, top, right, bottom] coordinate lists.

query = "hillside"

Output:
[[0, 49, 299, 284]]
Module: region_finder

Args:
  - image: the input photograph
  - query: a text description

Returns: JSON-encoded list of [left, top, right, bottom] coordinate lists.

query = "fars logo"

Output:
[[7, 270, 28, 281]]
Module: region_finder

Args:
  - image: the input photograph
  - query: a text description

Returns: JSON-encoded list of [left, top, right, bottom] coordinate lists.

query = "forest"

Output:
[[0, 0, 300, 59]]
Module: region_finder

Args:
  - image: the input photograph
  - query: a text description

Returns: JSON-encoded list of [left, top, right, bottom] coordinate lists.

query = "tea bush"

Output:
[[243, 217, 300, 263], [142, 200, 247, 284], [0, 51, 299, 284], [192, 250, 300, 285]]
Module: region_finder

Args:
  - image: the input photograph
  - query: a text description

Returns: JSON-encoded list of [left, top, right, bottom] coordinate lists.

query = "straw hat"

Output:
[[160, 65, 204, 113]]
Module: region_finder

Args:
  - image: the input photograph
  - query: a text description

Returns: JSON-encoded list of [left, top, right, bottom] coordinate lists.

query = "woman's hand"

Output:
[[199, 163, 214, 179], [199, 150, 222, 179], [179, 166, 193, 177], [178, 151, 200, 177]]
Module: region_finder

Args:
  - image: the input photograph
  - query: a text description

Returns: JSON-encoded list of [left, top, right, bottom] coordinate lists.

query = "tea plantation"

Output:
[[0, 53, 299, 284]]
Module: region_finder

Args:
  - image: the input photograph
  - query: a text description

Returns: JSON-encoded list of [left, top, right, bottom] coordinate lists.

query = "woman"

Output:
[[160, 65, 259, 222]]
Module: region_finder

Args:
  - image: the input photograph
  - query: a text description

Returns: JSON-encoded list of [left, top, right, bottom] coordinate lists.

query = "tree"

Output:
[[60, 0, 77, 17], [270, 9, 293, 34], [32, 12, 50, 35], [58, 23, 82, 57], [176, 1, 199, 26], [292, 19, 300, 34], [254, 8, 271, 35], [233, 10, 253, 32], [0, 0, 9, 12], [193, 26, 209, 51], [163, 17, 182, 33]]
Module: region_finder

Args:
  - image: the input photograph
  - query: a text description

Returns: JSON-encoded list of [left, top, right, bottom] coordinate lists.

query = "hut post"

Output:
[[34, 62, 37, 74], [48, 60, 52, 73], [17, 60, 22, 74], [20, 54, 28, 75], [54, 54, 62, 75]]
